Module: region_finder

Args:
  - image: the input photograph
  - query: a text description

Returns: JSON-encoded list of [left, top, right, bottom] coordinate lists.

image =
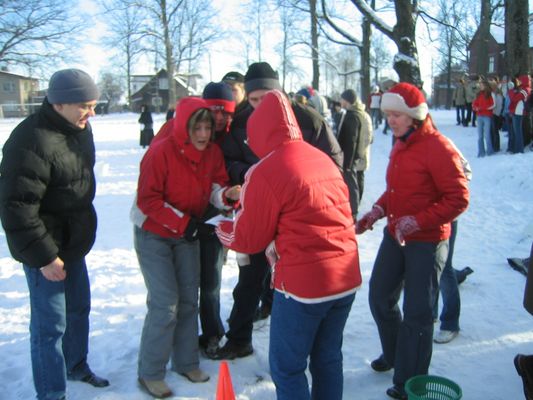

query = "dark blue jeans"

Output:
[[269, 291, 355, 400], [369, 229, 447, 386], [434, 220, 460, 331], [512, 115, 524, 153], [24, 259, 91, 400], [199, 233, 225, 340]]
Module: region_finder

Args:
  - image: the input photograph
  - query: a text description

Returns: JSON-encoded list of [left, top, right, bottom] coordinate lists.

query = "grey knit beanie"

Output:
[[47, 69, 99, 104]]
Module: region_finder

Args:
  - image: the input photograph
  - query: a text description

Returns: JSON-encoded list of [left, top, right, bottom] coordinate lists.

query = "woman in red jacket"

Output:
[[130, 97, 240, 398], [357, 83, 469, 400], [216, 90, 361, 400], [472, 79, 495, 157]]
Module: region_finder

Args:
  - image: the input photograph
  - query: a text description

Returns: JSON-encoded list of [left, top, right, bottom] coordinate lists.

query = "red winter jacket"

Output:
[[375, 118, 469, 243], [508, 75, 531, 116], [132, 97, 232, 238], [472, 93, 494, 117], [216, 90, 361, 302]]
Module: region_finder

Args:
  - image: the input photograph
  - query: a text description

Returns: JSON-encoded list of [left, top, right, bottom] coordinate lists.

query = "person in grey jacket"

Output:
[[453, 77, 467, 126], [0, 69, 109, 400]]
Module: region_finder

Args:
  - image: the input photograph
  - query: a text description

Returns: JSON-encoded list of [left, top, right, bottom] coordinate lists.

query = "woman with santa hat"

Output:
[[356, 83, 470, 399]]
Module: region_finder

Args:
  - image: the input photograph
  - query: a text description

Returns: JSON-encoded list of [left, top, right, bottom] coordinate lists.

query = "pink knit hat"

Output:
[[380, 82, 428, 120]]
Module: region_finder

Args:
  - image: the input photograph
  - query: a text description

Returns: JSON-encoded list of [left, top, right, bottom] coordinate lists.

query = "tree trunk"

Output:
[[392, 0, 422, 85], [505, 0, 530, 77], [310, 0, 320, 90], [360, 0, 373, 104], [476, 0, 491, 76]]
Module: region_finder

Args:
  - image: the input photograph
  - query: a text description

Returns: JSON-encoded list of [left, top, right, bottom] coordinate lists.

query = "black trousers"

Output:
[[226, 252, 270, 345], [369, 229, 448, 386]]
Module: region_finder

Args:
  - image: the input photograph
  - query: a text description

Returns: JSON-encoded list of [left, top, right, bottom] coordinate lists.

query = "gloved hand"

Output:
[[184, 217, 200, 242], [197, 222, 215, 236], [356, 205, 384, 234], [394, 215, 420, 246]]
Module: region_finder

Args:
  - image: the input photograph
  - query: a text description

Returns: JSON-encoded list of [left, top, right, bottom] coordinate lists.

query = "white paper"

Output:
[[205, 214, 233, 226]]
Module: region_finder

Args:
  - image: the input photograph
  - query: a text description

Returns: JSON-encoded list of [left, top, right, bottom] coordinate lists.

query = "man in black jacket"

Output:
[[0, 69, 109, 400], [211, 62, 343, 360]]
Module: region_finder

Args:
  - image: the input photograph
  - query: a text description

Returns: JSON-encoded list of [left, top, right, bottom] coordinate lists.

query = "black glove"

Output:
[[197, 222, 215, 236], [184, 218, 200, 242], [201, 204, 221, 222]]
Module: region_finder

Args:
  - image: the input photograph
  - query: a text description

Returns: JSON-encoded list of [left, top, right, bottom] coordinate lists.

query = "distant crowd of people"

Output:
[[1, 63, 482, 400], [452, 73, 533, 157]]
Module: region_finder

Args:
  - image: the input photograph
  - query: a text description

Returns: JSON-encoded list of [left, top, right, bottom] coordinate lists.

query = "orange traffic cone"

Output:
[[216, 361, 236, 400]]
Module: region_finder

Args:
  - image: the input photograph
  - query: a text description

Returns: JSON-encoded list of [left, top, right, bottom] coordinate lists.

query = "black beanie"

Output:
[[47, 69, 99, 104], [222, 71, 244, 84], [341, 89, 357, 105], [244, 62, 281, 94]]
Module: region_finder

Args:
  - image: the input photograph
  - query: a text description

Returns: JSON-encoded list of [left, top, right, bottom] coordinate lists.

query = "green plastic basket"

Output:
[[405, 375, 462, 400]]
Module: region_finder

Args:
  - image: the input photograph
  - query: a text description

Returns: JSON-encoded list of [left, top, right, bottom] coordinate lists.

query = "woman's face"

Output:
[[385, 111, 414, 138], [189, 120, 212, 151]]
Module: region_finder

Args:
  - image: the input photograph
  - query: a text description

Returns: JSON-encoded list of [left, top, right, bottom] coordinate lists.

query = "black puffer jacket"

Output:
[[221, 100, 343, 185], [0, 99, 97, 268]]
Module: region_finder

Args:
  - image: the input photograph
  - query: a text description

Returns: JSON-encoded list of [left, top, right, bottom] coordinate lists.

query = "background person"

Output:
[[0, 68, 109, 400], [357, 82, 469, 400], [138, 104, 154, 148]]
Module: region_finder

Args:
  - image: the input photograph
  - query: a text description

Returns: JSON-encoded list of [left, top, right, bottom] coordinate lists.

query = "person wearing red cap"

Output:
[[356, 82, 470, 399]]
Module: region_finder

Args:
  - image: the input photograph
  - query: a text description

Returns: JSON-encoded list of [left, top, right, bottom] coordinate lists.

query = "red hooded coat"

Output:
[[216, 90, 361, 302], [132, 97, 232, 238]]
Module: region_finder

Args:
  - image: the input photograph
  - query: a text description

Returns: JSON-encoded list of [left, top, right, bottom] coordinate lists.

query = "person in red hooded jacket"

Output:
[[508, 74, 531, 154], [357, 83, 469, 400], [130, 97, 241, 398], [216, 90, 361, 400]]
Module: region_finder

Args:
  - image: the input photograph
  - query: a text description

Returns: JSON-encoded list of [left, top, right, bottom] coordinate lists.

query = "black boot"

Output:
[[386, 384, 407, 400], [515, 354, 533, 400], [370, 354, 392, 372]]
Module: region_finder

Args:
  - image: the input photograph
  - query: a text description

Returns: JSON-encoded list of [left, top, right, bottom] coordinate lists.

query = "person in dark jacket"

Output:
[[338, 89, 362, 219], [0, 68, 109, 400], [139, 104, 154, 148], [211, 61, 343, 360]]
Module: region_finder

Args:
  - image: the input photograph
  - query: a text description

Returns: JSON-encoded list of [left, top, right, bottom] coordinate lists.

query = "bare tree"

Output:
[[0, 0, 85, 75], [100, 0, 146, 105], [134, 0, 221, 106], [505, 0, 529, 77], [97, 72, 125, 112]]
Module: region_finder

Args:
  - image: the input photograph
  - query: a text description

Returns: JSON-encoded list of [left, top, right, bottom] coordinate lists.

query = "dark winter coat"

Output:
[[221, 99, 343, 185], [0, 99, 97, 268]]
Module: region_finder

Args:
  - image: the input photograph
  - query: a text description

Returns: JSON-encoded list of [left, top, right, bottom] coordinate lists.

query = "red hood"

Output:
[[171, 97, 211, 162], [246, 90, 302, 158]]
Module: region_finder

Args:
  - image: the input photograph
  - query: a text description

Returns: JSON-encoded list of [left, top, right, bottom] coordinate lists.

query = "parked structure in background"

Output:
[[129, 69, 201, 113], [0, 70, 40, 118]]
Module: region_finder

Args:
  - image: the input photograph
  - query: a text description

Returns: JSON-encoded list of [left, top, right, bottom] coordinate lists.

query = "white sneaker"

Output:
[[434, 330, 459, 344]]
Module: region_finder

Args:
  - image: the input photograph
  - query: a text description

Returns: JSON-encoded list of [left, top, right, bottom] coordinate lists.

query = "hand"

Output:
[[40, 257, 66, 281], [394, 215, 420, 246], [225, 185, 241, 202], [356, 205, 384, 234], [184, 217, 199, 242]]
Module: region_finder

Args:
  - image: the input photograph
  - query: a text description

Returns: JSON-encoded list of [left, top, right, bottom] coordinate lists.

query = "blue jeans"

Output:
[[434, 220, 460, 331], [269, 291, 355, 400], [199, 233, 225, 340], [477, 115, 493, 157], [512, 115, 524, 153], [24, 259, 91, 400]]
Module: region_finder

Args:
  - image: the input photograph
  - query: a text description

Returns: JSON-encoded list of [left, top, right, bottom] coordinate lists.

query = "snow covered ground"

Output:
[[1, 109, 533, 399]]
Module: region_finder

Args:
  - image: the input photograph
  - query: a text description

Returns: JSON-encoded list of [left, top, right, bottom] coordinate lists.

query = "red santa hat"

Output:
[[380, 82, 428, 121]]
